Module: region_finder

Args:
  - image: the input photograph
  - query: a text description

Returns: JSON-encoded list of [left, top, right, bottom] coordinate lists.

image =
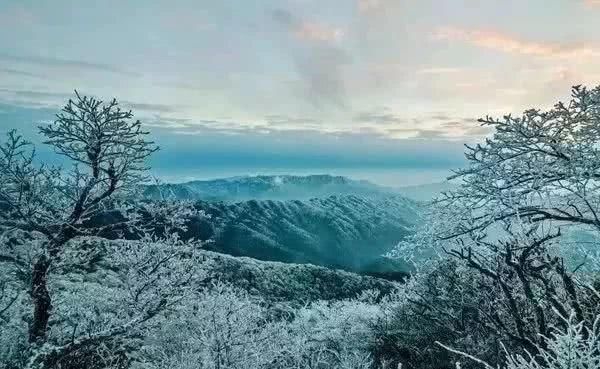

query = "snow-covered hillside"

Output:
[[185, 194, 418, 275]]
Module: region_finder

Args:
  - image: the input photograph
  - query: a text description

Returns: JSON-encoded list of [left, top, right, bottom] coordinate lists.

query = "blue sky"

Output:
[[1, 0, 599, 184]]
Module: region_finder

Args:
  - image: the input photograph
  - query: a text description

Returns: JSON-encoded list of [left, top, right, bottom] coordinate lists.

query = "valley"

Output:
[[147, 174, 421, 277]]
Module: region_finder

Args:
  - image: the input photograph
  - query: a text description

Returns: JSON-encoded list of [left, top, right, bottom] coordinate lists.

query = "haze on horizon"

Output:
[[1, 0, 599, 186]]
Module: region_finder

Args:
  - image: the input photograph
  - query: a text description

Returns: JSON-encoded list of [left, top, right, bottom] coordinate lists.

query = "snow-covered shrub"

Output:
[[275, 289, 393, 369], [367, 259, 502, 369], [48, 237, 206, 342], [0, 276, 29, 369], [138, 283, 380, 369], [504, 313, 600, 369], [289, 290, 384, 352], [20, 237, 206, 369], [138, 282, 286, 369], [0, 229, 32, 369]]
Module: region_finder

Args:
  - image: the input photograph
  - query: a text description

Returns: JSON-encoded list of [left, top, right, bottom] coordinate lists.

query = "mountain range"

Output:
[[144, 175, 422, 277], [144, 174, 392, 202], [145, 174, 455, 202]]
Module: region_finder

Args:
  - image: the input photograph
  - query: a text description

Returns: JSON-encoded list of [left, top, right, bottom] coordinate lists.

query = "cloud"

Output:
[[437, 117, 493, 138], [372, 113, 488, 140], [144, 119, 192, 130], [294, 22, 344, 43], [464, 125, 493, 136], [0, 53, 140, 77], [272, 9, 345, 43], [0, 68, 47, 79], [0, 85, 490, 146], [383, 127, 452, 140], [121, 101, 178, 114], [146, 119, 466, 172], [0, 104, 468, 174], [293, 46, 350, 108], [413, 129, 453, 139], [0, 88, 73, 105], [416, 67, 463, 75], [584, 0, 600, 6], [0, 89, 181, 116], [353, 108, 488, 139], [385, 125, 488, 140], [357, 0, 382, 12], [264, 114, 321, 128], [354, 107, 405, 125], [432, 27, 600, 58], [272, 9, 350, 108]]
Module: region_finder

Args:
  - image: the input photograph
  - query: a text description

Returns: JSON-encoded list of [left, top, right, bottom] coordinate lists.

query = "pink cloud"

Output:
[[294, 22, 344, 43], [584, 0, 600, 6], [432, 27, 599, 58]]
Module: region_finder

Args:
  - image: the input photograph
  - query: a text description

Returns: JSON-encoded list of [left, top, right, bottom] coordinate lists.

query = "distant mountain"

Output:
[[141, 175, 419, 277], [184, 194, 419, 275], [144, 174, 393, 202]]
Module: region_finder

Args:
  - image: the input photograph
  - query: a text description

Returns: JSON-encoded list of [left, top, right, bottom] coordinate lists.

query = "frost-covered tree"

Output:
[[444, 222, 598, 352], [0, 92, 202, 369], [392, 85, 600, 367], [393, 206, 600, 365], [503, 313, 600, 369], [440, 313, 600, 369], [140, 283, 379, 369], [440, 85, 600, 237], [433, 85, 600, 342], [139, 282, 284, 369]]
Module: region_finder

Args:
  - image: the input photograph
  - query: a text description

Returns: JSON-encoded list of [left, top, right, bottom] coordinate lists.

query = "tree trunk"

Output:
[[28, 228, 76, 345], [29, 255, 52, 344]]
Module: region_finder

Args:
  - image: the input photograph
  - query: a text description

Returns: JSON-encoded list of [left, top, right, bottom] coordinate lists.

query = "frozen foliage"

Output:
[[137, 283, 283, 369], [139, 283, 385, 369], [0, 272, 29, 367], [0, 92, 203, 369], [438, 85, 600, 238], [504, 313, 600, 369], [0, 236, 206, 369], [440, 313, 600, 369], [201, 249, 398, 303], [390, 85, 600, 368], [49, 238, 205, 339], [1, 236, 399, 369]]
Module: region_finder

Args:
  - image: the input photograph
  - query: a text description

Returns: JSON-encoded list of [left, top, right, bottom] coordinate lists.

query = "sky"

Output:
[[1, 0, 599, 185]]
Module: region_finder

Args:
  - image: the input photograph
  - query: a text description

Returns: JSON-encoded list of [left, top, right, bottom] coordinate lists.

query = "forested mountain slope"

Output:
[[185, 194, 418, 275], [201, 249, 399, 303]]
